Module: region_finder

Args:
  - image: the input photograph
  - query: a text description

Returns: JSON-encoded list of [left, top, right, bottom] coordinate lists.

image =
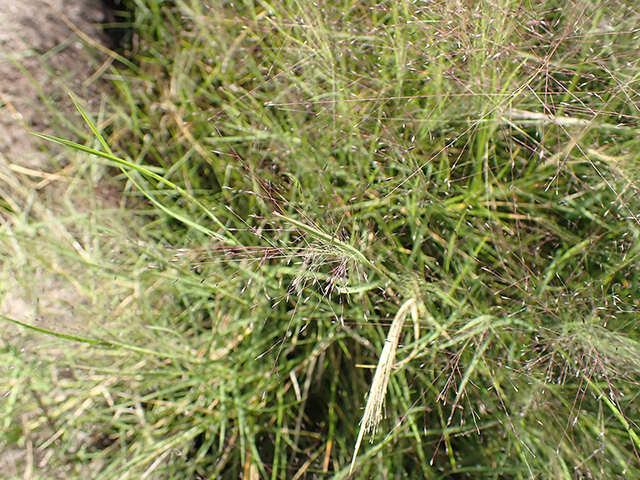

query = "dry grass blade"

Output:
[[350, 298, 418, 474]]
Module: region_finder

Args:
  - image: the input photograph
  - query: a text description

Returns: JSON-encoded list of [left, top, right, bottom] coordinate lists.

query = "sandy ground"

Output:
[[0, 0, 117, 325], [0, 1, 118, 476], [0, 0, 116, 169], [0, 0, 119, 318]]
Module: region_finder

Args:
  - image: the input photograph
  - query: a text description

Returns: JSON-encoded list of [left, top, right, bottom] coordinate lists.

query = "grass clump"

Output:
[[2, 0, 640, 478]]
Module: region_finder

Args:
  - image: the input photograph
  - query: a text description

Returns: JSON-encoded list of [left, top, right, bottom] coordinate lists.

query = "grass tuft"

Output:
[[2, 0, 640, 478]]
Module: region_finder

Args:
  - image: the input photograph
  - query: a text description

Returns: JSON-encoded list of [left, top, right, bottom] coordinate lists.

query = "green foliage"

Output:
[[2, 0, 640, 478]]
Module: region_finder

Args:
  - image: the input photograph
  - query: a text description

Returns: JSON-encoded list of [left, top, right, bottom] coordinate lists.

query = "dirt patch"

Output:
[[0, 0, 122, 318], [0, 0, 118, 170], [0, 3, 122, 475]]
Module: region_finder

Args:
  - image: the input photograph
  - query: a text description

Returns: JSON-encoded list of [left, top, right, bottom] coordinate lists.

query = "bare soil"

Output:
[[0, 1, 121, 476], [0, 0, 118, 169]]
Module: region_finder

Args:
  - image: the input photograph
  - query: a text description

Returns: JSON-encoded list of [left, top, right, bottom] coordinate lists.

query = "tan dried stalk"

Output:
[[350, 297, 420, 474]]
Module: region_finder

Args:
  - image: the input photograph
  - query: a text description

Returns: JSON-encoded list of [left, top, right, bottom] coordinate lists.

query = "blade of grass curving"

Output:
[[31, 95, 238, 245], [1, 313, 111, 346], [586, 376, 640, 452], [73, 93, 237, 241], [126, 170, 221, 239], [30, 130, 236, 244], [0, 314, 190, 361]]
